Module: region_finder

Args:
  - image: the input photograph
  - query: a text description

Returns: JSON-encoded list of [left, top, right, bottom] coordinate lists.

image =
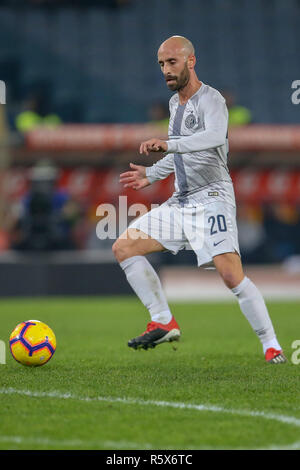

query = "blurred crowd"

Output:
[[0, 158, 300, 266], [237, 203, 300, 265]]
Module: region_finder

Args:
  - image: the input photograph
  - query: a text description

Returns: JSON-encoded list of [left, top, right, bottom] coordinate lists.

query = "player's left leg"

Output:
[[213, 252, 287, 363]]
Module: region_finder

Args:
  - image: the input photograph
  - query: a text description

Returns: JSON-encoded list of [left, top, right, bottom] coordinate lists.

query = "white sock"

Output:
[[232, 277, 281, 354], [120, 255, 172, 324]]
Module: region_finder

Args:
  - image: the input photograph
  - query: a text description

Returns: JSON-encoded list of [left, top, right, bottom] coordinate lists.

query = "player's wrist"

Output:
[[165, 139, 177, 153], [145, 166, 157, 184]]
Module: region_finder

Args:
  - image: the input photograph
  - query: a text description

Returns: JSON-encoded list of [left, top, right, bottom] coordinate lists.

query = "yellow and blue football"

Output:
[[9, 320, 56, 366]]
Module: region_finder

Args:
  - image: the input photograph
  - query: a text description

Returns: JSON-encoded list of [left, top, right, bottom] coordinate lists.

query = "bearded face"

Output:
[[165, 61, 191, 91]]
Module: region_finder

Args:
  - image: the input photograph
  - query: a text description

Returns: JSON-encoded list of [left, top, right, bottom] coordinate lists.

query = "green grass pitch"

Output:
[[0, 297, 299, 450]]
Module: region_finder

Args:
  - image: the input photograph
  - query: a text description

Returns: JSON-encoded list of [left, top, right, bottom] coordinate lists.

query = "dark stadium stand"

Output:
[[1, 0, 300, 124]]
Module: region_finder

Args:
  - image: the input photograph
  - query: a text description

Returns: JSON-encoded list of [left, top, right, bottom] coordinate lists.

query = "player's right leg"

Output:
[[112, 228, 181, 350], [112, 228, 164, 263]]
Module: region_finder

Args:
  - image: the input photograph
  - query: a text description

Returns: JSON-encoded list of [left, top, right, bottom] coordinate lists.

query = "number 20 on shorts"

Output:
[[208, 214, 227, 235]]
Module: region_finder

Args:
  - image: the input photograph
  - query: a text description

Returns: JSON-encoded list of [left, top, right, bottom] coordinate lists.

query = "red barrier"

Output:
[[25, 124, 300, 152], [3, 168, 300, 205], [25, 124, 167, 152], [231, 170, 300, 203]]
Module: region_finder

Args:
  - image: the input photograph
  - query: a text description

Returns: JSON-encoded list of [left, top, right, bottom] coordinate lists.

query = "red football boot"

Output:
[[128, 316, 181, 350], [265, 348, 287, 364]]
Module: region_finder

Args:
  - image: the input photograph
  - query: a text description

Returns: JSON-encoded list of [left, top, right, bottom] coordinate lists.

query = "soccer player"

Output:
[[113, 35, 286, 364]]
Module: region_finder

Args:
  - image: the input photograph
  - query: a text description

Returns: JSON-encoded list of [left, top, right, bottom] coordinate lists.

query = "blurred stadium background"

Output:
[[0, 0, 300, 299]]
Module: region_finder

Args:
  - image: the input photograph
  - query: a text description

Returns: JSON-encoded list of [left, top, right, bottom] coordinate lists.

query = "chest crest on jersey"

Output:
[[185, 113, 196, 129]]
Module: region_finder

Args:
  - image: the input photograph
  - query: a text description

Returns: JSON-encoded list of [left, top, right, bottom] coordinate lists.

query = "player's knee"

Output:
[[112, 238, 133, 263], [219, 269, 241, 290], [112, 239, 126, 263]]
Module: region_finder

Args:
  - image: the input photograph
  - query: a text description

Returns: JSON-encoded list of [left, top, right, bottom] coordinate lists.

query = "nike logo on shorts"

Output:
[[213, 239, 226, 247]]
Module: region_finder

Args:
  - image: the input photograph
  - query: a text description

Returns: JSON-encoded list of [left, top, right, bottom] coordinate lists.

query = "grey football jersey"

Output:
[[145, 83, 233, 206]]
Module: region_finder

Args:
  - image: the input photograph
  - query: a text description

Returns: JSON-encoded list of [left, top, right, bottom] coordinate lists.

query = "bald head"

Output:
[[158, 36, 195, 60], [157, 36, 197, 92]]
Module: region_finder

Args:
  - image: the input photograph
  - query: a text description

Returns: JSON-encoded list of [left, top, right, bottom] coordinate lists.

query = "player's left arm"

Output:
[[165, 94, 228, 154], [139, 138, 167, 156]]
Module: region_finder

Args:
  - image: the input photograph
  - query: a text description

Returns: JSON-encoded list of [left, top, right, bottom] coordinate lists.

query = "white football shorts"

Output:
[[129, 200, 240, 268]]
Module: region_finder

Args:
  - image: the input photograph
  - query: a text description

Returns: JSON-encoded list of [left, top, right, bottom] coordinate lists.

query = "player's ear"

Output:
[[187, 54, 196, 69]]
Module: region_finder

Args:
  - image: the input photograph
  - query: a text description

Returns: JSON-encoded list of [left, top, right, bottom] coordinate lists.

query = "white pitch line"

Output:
[[265, 440, 300, 450], [0, 435, 153, 449], [1, 386, 300, 431], [0, 435, 299, 451], [1, 386, 300, 451]]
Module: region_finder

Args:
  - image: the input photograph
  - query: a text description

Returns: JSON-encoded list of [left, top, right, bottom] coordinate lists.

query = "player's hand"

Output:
[[119, 163, 150, 191], [139, 138, 167, 156]]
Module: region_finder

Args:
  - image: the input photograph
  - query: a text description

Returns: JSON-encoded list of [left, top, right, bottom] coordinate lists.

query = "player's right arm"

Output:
[[119, 163, 150, 190], [119, 153, 174, 190], [145, 153, 174, 183]]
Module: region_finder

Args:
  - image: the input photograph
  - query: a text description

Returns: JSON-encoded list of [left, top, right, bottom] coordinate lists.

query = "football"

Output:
[[9, 320, 56, 366]]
